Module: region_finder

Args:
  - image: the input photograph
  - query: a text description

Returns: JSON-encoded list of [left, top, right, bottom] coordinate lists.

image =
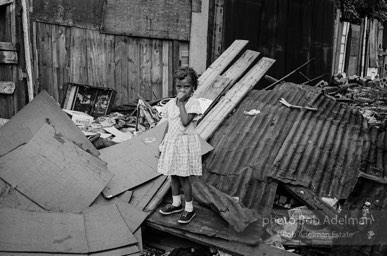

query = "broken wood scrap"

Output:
[[284, 185, 339, 221], [0, 124, 112, 212], [358, 171, 387, 184], [0, 81, 15, 94]]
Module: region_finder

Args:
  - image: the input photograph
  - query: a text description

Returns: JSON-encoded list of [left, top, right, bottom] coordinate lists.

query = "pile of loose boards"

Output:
[[0, 40, 275, 255]]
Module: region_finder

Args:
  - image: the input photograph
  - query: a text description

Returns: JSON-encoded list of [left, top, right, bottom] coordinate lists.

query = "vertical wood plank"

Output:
[[114, 36, 125, 106], [128, 37, 140, 102], [104, 33, 115, 92], [120, 38, 129, 104], [162, 41, 169, 98], [168, 40, 173, 97], [140, 38, 152, 100], [151, 39, 162, 100], [51, 25, 59, 101], [70, 27, 87, 85]]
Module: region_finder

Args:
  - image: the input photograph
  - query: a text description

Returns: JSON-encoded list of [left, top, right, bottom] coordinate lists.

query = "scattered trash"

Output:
[[279, 98, 318, 111], [243, 109, 261, 115]]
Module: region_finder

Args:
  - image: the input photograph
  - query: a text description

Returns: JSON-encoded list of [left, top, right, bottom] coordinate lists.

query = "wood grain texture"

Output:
[[0, 50, 17, 63], [102, 0, 191, 40], [0, 81, 15, 94], [32, 0, 104, 30], [197, 57, 275, 140]]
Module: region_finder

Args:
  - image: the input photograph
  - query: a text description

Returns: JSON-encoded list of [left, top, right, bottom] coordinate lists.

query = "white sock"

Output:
[[172, 195, 181, 207], [185, 201, 193, 212]]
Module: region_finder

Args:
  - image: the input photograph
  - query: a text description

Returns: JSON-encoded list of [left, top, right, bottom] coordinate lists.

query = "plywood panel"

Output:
[[0, 124, 112, 211], [102, 0, 191, 40]]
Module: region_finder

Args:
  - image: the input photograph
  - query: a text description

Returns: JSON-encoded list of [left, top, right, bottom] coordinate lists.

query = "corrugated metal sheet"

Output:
[[268, 86, 368, 200], [202, 83, 368, 219], [360, 127, 387, 177], [202, 83, 319, 216]]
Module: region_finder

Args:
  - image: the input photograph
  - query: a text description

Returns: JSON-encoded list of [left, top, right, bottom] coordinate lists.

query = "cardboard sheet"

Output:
[[0, 90, 98, 157], [0, 208, 88, 253], [0, 124, 112, 211], [130, 175, 167, 211], [83, 204, 138, 253]]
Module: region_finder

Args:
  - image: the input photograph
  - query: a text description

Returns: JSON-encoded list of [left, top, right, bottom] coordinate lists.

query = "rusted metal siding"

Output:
[[35, 22, 182, 106], [221, 0, 335, 86], [360, 127, 387, 177], [202, 83, 369, 217], [202, 84, 321, 215], [268, 89, 367, 200]]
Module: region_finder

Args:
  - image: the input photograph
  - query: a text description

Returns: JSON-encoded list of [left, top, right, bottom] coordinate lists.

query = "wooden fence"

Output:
[[35, 22, 186, 107]]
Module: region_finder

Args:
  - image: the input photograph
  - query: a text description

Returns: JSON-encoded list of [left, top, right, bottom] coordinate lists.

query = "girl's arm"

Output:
[[177, 101, 196, 127]]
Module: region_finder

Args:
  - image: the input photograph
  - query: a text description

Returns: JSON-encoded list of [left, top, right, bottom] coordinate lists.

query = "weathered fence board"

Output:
[[34, 22, 179, 108], [0, 50, 17, 63], [0, 81, 15, 94], [0, 41, 16, 50]]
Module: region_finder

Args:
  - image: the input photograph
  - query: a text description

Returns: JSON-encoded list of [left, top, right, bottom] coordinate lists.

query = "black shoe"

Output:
[[159, 204, 183, 215], [178, 210, 196, 224]]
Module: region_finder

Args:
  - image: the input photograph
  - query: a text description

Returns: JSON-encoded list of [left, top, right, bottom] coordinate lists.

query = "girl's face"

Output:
[[175, 76, 194, 100]]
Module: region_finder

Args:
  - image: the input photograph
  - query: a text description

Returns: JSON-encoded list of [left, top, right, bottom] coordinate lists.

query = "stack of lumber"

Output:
[[0, 40, 275, 255]]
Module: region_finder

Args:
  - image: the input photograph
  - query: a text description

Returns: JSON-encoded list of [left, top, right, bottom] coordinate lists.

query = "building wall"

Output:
[[219, 0, 336, 87]]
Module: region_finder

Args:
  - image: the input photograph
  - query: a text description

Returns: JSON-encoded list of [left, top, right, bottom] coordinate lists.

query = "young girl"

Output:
[[157, 66, 202, 224]]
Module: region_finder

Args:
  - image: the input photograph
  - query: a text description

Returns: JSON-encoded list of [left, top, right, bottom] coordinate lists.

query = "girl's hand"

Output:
[[176, 92, 186, 103]]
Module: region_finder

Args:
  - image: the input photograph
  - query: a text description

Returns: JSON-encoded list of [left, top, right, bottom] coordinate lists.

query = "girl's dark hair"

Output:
[[173, 66, 198, 90]]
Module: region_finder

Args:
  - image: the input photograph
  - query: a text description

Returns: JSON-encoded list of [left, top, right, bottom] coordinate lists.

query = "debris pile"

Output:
[[319, 72, 387, 128]]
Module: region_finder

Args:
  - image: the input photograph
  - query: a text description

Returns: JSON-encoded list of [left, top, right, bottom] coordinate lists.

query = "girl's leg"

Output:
[[178, 176, 196, 223], [171, 175, 182, 206], [159, 175, 183, 215], [179, 176, 192, 202]]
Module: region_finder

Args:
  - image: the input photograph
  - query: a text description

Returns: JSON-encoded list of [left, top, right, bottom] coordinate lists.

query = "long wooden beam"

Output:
[[197, 57, 276, 140]]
